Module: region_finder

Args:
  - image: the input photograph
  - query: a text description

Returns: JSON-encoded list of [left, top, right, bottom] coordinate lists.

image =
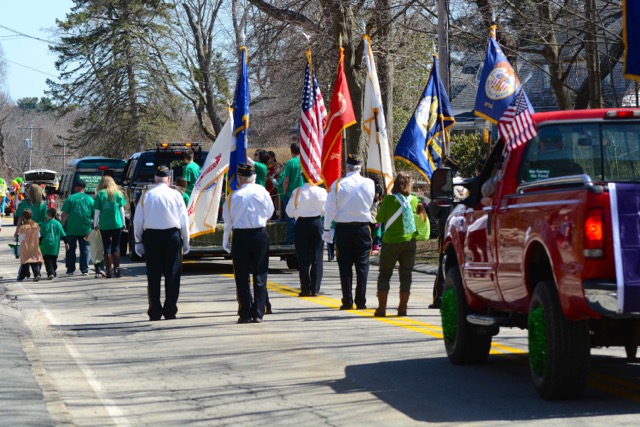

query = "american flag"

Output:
[[300, 59, 327, 185], [498, 89, 537, 151]]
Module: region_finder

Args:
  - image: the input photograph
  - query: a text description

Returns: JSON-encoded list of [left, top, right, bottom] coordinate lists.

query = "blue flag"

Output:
[[474, 37, 521, 124], [624, 0, 640, 80], [394, 56, 455, 182], [229, 46, 249, 191]]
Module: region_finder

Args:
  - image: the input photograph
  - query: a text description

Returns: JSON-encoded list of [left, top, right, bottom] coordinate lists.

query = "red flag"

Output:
[[300, 50, 327, 185], [322, 47, 356, 189]]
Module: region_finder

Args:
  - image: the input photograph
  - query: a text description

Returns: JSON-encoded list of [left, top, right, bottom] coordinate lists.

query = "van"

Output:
[[57, 156, 127, 205], [13, 169, 59, 225]]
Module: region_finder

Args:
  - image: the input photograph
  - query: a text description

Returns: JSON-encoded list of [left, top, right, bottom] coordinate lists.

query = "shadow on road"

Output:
[[330, 354, 640, 423]]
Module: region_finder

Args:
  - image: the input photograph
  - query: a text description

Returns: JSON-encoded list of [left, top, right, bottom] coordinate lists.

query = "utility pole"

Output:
[[438, 0, 450, 93], [19, 124, 42, 171]]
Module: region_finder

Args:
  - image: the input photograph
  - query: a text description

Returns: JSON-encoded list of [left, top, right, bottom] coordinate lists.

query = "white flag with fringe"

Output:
[[187, 109, 233, 237]]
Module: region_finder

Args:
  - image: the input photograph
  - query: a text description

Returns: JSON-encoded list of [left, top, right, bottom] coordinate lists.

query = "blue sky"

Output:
[[0, 0, 74, 101]]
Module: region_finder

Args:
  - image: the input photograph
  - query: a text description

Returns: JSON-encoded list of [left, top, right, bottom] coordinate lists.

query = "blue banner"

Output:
[[474, 37, 521, 124], [624, 0, 640, 80], [394, 56, 455, 182], [611, 183, 640, 313], [229, 46, 249, 191]]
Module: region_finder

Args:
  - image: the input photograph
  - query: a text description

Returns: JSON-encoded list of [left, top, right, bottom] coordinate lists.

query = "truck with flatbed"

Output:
[[122, 143, 297, 266], [431, 108, 640, 400]]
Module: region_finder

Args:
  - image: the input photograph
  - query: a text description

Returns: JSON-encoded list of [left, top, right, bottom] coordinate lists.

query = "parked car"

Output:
[[13, 169, 58, 225]]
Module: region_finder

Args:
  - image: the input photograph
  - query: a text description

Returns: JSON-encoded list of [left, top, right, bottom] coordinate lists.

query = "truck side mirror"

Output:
[[431, 168, 454, 207]]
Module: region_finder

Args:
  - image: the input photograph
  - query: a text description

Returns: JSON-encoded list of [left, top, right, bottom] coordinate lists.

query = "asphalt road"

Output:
[[1, 217, 639, 426]]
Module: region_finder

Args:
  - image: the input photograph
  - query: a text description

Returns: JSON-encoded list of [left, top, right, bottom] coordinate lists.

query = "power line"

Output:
[[2, 57, 58, 78], [0, 23, 53, 44]]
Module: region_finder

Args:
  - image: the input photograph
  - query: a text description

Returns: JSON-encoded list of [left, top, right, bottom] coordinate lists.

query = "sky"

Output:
[[0, 0, 74, 101]]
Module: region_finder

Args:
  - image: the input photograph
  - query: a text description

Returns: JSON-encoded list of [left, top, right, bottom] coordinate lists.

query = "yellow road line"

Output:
[[226, 273, 640, 401]]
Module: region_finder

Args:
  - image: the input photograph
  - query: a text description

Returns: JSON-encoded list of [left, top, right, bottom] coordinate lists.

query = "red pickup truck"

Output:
[[431, 109, 640, 400]]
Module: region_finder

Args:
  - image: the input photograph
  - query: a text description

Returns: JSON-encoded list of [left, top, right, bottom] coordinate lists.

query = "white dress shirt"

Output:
[[133, 182, 189, 245], [285, 183, 327, 219], [223, 183, 275, 230], [324, 171, 375, 229]]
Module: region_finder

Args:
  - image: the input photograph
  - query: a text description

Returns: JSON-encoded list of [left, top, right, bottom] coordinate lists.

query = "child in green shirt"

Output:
[[40, 208, 68, 279]]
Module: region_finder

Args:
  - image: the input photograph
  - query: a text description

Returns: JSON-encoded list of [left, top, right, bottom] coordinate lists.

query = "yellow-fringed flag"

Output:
[[187, 108, 233, 237], [362, 35, 394, 194]]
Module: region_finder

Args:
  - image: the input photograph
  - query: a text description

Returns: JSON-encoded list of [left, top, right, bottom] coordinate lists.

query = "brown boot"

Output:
[[398, 292, 410, 316], [105, 254, 113, 278], [374, 291, 388, 317], [113, 253, 121, 278]]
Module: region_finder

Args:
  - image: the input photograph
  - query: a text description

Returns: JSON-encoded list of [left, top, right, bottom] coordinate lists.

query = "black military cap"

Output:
[[237, 163, 254, 177], [346, 154, 362, 165], [155, 165, 170, 177]]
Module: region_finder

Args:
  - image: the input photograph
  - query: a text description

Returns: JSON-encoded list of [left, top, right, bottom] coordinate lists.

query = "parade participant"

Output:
[[275, 142, 303, 243], [285, 175, 327, 297], [94, 175, 127, 278], [174, 176, 190, 207], [133, 165, 189, 321], [251, 149, 269, 187], [61, 180, 94, 276], [17, 209, 43, 282], [15, 184, 48, 229], [373, 172, 426, 317], [182, 149, 201, 197], [223, 163, 274, 323], [0, 177, 7, 217], [40, 208, 68, 280], [323, 154, 375, 310]]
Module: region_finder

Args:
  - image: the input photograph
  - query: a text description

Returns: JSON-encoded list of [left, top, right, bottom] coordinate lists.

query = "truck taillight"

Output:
[[584, 209, 604, 256]]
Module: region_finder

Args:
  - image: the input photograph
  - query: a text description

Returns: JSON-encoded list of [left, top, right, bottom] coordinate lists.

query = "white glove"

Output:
[[322, 230, 333, 244], [135, 243, 145, 257], [183, 243, 190, 255], [223, 240, 231, 254]]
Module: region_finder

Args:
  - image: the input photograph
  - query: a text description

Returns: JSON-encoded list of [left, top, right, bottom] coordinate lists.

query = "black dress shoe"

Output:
[[428, 300, 442, 309], [265, 306, 273, 315], [339, 304, 354, 310], [252, 317, 263, 323], [164, 315, 177, 320], [237, 317, 252, 324], [298, 290, 312, 297], [356, 305, 367, 310], [149, 317, 162, 321]]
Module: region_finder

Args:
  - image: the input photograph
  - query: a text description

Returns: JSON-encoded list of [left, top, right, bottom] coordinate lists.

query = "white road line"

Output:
[[19, 284, 131, 427]]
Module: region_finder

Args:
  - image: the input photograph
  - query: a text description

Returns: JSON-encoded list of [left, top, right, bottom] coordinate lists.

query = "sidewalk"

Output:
[[0, 217, 54, 425]]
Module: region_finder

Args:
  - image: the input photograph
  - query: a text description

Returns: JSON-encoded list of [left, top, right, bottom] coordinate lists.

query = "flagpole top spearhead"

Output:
[[490, 24, 497, 39]]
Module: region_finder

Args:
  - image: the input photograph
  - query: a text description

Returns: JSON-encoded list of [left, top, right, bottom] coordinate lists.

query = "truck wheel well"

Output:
[[526, 242, 554, 295], [444, 244, 458, 273]]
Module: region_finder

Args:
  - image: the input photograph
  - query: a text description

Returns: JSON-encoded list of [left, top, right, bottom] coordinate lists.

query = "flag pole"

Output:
[[372, 109, 386, 196]]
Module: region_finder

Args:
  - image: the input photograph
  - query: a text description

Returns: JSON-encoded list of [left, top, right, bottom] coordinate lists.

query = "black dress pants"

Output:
[[294, 216, 323, 294], [335, 222, 371, 308], [232, 228, 269, 321], [143, 228, 182, 320]]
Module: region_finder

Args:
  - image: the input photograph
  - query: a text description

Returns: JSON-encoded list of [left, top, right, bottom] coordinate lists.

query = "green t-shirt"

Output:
[[94, 190, 126, 230], [181, 191, 190, 207], [183, 161, 201, 196], [16, 199, 48, 226], [277, 156, 303, 197], [254, 161, 267, 187], [40, 218, 67, 256], [376, 194, 419, 244], [61, 192, 95, 236]]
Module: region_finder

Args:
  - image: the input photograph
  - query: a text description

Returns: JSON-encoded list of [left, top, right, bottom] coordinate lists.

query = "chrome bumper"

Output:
[[583, 280, 640, 318]]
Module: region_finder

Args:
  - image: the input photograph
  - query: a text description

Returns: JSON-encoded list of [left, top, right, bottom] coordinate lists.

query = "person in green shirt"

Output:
[[61, 180, 95, 276], [14, 184, 48, 231], [274, 142, 303, 244], [252, 149, 269, 187], [94, 176, 127, 278], [182, 149, 201, 197], [41, 208, 68, 280], [174, 176, 190, 207], [373, 172, 426, 317]]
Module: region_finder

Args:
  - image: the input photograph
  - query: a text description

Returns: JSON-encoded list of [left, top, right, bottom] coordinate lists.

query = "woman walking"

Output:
[[374, 172, 427, 317], [94, 176, 126, 278]]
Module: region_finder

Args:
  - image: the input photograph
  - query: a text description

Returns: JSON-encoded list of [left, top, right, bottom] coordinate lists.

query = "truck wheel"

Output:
[[440, 266, 492, 364], [528, 282, 590, 400], [285, 255, 298, 270]]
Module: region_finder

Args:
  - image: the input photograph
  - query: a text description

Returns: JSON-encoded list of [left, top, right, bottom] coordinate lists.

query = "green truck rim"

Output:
[[441, 287, 457, 343], [528, 306, 547, 376]]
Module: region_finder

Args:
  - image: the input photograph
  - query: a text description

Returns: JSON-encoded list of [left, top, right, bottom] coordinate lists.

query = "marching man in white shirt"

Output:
[[323, 154, 375, 310], [286, 175, 327, 297], [223, 163, 275, 324], [133, 165, 190, 321]]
